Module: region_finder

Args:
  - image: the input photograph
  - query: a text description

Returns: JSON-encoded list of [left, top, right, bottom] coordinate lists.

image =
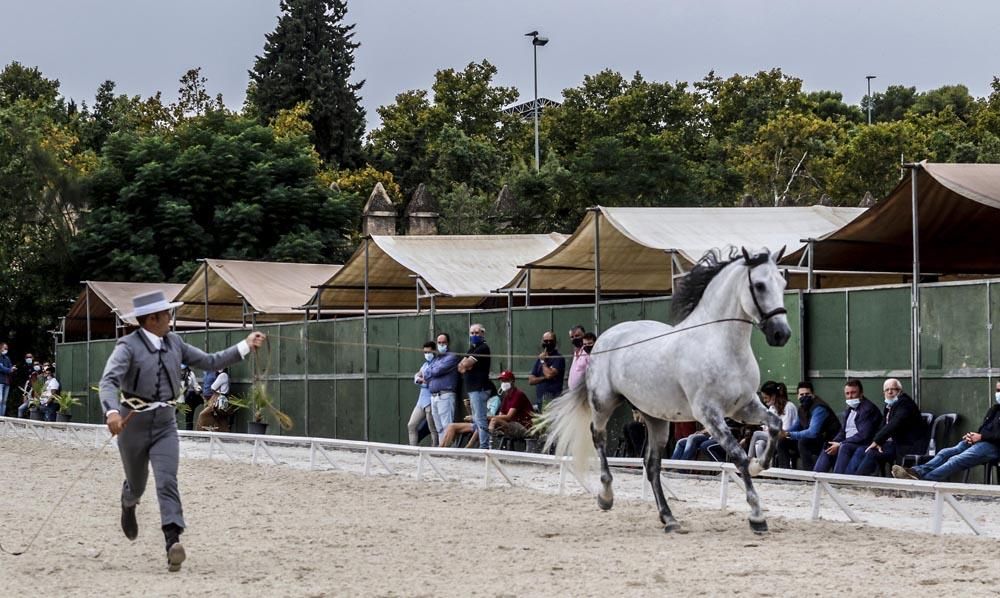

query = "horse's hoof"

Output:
[[597, 495, 614, 511], [748, 459, 763, 477], [663, 520, 686, 534], [749, 518, 768, 534]]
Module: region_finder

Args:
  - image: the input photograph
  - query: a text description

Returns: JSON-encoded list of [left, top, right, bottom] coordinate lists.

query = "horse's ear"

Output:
[[741, 247, 751, 263], [774, 245, 787, 263]]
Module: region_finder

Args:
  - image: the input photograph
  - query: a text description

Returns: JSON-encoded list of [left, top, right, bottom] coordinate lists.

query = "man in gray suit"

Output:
[[100, 290, 265, 572]]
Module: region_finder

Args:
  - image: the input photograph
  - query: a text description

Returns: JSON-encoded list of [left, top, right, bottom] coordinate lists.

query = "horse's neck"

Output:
[[684, 263, 752, 339]]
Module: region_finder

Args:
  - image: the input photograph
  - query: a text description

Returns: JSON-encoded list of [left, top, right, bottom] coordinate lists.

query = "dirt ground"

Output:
[[2, 436, 1000, 597]]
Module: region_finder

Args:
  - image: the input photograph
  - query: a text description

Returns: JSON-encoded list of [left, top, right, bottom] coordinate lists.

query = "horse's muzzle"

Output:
[[762, 318, 791, 347]]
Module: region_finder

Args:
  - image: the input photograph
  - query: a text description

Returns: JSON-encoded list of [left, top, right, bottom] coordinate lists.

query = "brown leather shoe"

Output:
[[167, 542, 186, 572], [891, 464, 920, 480]]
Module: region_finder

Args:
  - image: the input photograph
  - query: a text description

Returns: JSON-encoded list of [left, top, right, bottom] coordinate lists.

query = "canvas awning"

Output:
[[511, 205, 866, 294], [64, 281, 186, 341], [173, 259, 342, 323], [788, 163, 1000, 274], [313, 233, 568, 310]]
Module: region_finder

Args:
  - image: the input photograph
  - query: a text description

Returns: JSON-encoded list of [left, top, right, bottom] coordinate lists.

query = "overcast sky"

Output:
[[3, 0, 1000, 133]]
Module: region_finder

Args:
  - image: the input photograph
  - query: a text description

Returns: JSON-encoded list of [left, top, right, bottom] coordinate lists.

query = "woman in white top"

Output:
[[748, 381, 800, 468]]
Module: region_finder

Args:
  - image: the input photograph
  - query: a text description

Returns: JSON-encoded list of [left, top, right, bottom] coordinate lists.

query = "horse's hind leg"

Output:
[[589, 395, 619, 511], [643, 417, 681, 532], [696, 407, 768, 534]]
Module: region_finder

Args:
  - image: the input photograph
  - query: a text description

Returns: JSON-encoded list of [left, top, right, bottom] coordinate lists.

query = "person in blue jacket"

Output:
[[424, 332, 460, 446], [785, 381, 842, 470]]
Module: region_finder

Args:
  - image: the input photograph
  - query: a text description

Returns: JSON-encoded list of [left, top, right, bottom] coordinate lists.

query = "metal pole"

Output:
[[593, 208, 602, 334], [429, 294, 436, 339], [303, 310, 310, 437], [533, 43, 540, 172], [363, 237, 370, 441], [85, 284, 91, 413], [202, 259, 209, 350], [506, 291, 514, 371], [909, 165, 922, 404], [866, 75, 876, 125], [807, 239, 815, 291], [525, 269, 532, 307]]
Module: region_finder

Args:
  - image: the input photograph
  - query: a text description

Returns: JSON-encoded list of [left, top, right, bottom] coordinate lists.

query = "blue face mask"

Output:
[[437, 344, 448, 354], [846, 399, 861, 409], [470, 334, 483, 345], [884, 397, 897, 407], [423, 353, 434, 363]]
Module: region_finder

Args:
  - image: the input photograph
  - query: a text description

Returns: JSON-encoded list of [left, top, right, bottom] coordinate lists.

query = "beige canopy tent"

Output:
[[508, 205, 867, 296], [173, 259, 342, 324], [312, 233, 568, 311], [788, 163, 1000, 274], [65, 281, 185, 341]]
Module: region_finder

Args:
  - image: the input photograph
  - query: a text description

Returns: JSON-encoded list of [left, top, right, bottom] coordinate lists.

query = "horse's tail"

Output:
[[541, 380, 595, 476]]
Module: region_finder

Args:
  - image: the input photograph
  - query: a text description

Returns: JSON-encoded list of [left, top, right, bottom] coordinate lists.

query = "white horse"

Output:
[[544, 247, 791, 533]]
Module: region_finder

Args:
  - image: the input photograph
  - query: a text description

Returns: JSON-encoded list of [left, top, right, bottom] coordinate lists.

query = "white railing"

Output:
[[4, 416, 998, 537]]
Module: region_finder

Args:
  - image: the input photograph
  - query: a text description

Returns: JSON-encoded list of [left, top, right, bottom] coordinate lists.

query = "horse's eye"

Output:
[[754, 282, 766, 292]]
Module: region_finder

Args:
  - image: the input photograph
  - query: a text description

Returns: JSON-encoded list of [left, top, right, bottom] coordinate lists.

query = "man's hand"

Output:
[[824, 441, 841, 456], [246, 331, 266, 350], [778, 430, 789, 439], [964, 432, 982, 444], [867, 441, 882, 452], [107, 412, 125, 436], [538, 351, 547, 360]]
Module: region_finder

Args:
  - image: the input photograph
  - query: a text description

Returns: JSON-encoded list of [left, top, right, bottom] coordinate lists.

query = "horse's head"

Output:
[[739, 246, 791, 347]]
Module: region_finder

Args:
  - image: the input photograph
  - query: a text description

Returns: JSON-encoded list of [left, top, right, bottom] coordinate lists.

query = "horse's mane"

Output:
[[670, 247, 769, 323]]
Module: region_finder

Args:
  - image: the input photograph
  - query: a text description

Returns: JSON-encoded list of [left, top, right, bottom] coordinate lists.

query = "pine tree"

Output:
[[248, 0, 365, 168]]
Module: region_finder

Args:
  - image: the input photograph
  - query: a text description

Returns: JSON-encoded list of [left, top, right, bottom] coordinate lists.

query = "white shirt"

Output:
[[40, 377, 60, 404], [211, 372, 231, 395]]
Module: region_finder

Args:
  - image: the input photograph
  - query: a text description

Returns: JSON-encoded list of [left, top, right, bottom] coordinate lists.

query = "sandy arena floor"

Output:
[[2, 434, 1000, 597]]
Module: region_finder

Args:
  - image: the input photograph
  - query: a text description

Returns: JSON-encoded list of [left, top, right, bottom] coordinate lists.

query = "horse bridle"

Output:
[[745, 262, 787, 328]]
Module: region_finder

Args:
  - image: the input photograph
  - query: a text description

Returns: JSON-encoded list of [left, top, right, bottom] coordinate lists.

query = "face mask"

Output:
[[1, 350, 7, 355], [884, 397, 897, 407], [423, 353, 434, 363], [571, 337, 583, 348], [33, 365, 41, 372], [542, 340, 555, 351], [470, 334, 483, 345], [437, 343, 448, 354], [846, 399, 860, 409], [500, 382, 512, 392], [583, 345, 594, 354], [995, 391, 1000, 404], [799, 396, 814, 410], [25, 358, 32, 365]]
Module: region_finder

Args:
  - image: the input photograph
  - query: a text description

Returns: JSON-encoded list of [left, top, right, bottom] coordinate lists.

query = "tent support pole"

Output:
[[202, 259, 209, 350], [429, 294, 436, 338], [525, 269, 532, 307], [363, 237, 370, 441], [506, 291, 513, 370], [907, 164, 922, 404], [85, 284, 91, 414], [807, 239, 815, 291], [303, 309, 310, 437], [592, 208, 602, 334]]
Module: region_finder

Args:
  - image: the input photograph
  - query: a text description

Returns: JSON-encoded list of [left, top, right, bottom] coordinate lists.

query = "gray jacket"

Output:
[[100, 330, 244, 413]]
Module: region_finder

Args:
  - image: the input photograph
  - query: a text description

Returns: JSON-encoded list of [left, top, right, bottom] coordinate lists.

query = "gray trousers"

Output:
[[116, 406, 184, 529]]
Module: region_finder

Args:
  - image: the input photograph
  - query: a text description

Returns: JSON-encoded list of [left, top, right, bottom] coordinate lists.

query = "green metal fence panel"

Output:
[[368, 377, 401, 443], [990, 282, 999, 372], [599, 301, 644, 331], [435, 313, 471, 355], [511, 308, 552, 375], [278, 323, 305, 376], [308, 380, 337, 438], [334, 319, 363, 374], [397, 313, 432, 376], [335, 378, 364, 440], [477, 311, 510, 371], [848, 287, 910, 373], [552, 306, 592, 344], [751, 293, 803, 386], [306, 319, 336, 375], [88, 340, 115, 423], [280, 380, 306, 437], [920, 377, 990, 482], [920, 284, 989, 372], [642, 297, 672, 324], [805, 292, 846, 375], [368, 316, 399, 376]]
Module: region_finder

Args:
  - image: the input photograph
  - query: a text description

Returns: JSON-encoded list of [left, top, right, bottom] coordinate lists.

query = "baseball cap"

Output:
[[497, 370, 515, 381]]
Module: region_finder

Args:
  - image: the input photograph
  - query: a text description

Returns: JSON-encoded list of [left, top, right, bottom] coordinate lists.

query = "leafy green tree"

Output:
[[869, 85, 917, 123], [72, 111, 355, 282], [803, 90, 864, 123], [248, 0, 365, 168]]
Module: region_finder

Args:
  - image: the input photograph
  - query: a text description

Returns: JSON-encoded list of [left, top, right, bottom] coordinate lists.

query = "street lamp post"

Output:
[[525, 31, 549, 172], [866, 75, 877, 125]]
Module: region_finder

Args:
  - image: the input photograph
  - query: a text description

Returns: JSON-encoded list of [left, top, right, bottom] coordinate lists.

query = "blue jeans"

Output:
[[847, 441, 899, 476], [430, 392, 456, 446], [814, 441, 866, 474], [0, 383, 8, 416], [913, 440, 1000, 481], [468, 390, 490, 449], [671, 433, 714, 461]]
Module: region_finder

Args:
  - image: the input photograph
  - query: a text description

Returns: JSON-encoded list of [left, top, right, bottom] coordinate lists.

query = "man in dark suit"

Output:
[[813, 379, 882, 474], [847, 378, 927, 475], [101, 290, 265, 572]]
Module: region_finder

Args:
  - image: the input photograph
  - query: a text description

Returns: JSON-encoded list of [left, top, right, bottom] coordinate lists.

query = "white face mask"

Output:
[[500, 382, 512, 392], [437, 344, 448, 354], [33, 365, 41, 372], [995, 391, 1000, 405], [1, 350, 7, 355], [845, 398, 860, 409]]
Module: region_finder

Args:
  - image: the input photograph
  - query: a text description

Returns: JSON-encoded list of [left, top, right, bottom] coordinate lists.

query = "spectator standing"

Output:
[[528, 330, 565, 413], [408, 342, 439, 446], [813, 379, 881, 474], [425, 333, 460, 445], [458, 323, 491, 449], [786, 382, 842, 470], [567, 325, 587, 389], [894, 381, 1000, 482], [178, 364, 202, 430], [488, 370, 534, 440], [848, 378, 926, 476], [0, 342, 14, 417]]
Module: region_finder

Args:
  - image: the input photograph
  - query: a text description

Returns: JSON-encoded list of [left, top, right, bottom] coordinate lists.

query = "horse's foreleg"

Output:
[[756, 411, 782, 473], [590, 421, 614, 511], [643, 418, 681, 532], [699, 411, 768, 534]]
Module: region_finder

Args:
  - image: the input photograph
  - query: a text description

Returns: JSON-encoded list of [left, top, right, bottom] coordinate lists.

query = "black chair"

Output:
[[963, 459, 1000, 484], [901, 413, 957, 467], [876, 412, 933, 476]]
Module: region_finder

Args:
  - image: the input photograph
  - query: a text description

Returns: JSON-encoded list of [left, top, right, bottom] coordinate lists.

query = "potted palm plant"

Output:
[[230, 383, 292, 435], [28, 396, 43, 420], [54, 391, 81, 422]]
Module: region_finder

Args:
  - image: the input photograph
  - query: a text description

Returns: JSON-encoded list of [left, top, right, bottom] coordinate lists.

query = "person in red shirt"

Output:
[[488, 370, 535, 439]]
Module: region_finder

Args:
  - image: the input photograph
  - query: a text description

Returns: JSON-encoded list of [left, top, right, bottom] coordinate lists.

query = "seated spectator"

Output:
[[813, 379, 881, 474], [40, 366, 60, 421], [622, 408, 646, 458], [786, 381, 842, 470], [748, 381, 799, 468], [440, 381, 501, 448], [488, 370, 534, 440], [893, 381, 1000, 482], [671, 429, 714, 461], [848, 378, 926, 476]]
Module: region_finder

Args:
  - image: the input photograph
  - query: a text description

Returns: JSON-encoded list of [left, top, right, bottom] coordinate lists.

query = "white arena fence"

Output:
[[4, 416, 999, 537]]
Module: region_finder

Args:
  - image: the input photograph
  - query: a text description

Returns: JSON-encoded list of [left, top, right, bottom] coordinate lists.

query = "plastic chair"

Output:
[[877, 412, 933, 476], [963, 459, 1000, 484], [901, 413, 957, 467]]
